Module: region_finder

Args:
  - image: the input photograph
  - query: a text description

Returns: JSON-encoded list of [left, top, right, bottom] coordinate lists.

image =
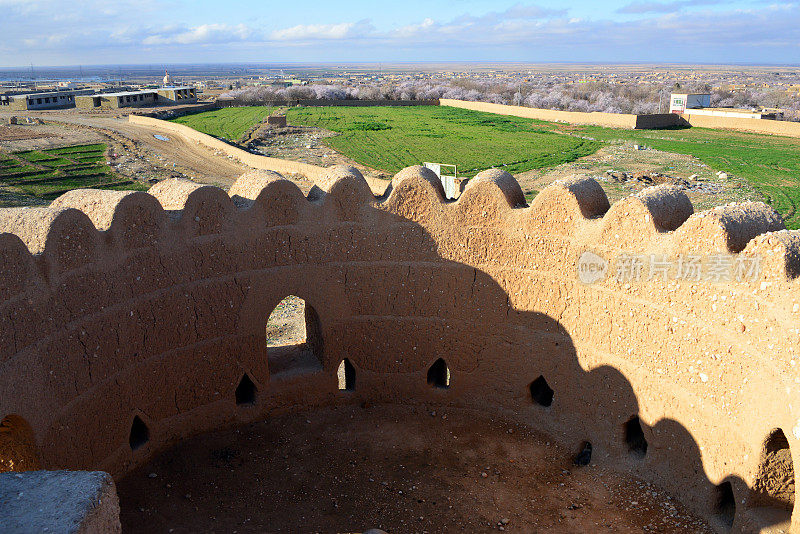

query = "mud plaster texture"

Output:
[[0, 164, 798, 532]]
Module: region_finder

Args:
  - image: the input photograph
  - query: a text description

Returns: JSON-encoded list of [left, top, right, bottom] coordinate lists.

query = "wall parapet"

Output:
[[0, 165, 798, 532]]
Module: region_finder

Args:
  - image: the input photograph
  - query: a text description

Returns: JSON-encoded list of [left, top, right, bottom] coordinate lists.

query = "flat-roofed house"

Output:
[[75, 90, 158, 110], [669, 93, 711, 114], [6, 91, 78, 111], [156, 86, 197, 104]]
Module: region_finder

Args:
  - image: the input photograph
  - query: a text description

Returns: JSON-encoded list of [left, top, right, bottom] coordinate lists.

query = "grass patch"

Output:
[[170, 106, 277, 140], [286, 106, 600, 177], [524, 189, 539, 203]]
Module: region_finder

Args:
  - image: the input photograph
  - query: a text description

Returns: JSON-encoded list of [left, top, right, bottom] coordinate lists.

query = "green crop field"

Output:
[[170, 106, 277, 140], [0, 143, 146, 206], [287, 106, 800, 228], [170, 104, 800, 228], [286, 106, 601, 177]]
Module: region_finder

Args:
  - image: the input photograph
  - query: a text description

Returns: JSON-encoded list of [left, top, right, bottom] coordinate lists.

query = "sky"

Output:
[[0, 0, 798, 67]]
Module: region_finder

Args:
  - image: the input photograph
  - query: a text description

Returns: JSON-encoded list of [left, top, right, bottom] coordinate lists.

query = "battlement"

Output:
[[0, 165, 798, 532]]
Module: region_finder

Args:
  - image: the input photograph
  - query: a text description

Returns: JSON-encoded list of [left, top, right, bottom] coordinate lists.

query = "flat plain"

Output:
[[170, 105, 800, 228], [286, 106, 602, 177]]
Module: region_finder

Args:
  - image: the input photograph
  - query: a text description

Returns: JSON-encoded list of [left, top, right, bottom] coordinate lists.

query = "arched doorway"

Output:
[[266, 295, 324, 379]]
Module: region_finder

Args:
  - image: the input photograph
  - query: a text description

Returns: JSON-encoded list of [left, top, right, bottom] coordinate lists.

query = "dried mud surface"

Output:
[[515, 143, 763, 210], [117, 405, 713, 534]]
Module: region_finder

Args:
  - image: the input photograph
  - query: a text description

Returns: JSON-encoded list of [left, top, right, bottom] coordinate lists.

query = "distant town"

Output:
[[1, 63, 799, 119]]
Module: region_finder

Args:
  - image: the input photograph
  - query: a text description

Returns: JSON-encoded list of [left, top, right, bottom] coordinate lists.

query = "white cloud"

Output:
[[1, 1, 799, 64], [270, 20, 373, 41], [142, 24, 253, 46]]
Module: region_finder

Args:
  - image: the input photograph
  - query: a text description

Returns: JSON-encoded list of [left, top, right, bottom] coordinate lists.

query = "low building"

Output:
[[4, 91, 78, 111], [75, 87, 197, 110], [156, 86, 197, 104], [669, 93, 711, 114], [75, 90, 158, 110]]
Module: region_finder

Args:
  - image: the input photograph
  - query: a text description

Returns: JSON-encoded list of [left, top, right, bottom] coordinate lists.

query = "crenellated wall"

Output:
[[0, 165, 798, 533]]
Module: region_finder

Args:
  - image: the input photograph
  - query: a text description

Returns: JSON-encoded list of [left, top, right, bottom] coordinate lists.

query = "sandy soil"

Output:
[[117, 405, 713, 534]]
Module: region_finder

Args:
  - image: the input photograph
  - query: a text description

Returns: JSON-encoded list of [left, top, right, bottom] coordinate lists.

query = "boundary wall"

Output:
[[441, 98, 800, 137], [682, 113, 800, 137], [0, 165, 799, 532], [439, 99, 682, 129]]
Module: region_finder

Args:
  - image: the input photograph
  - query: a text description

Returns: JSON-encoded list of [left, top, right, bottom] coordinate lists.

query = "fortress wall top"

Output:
[[0, 166, 798, 532]]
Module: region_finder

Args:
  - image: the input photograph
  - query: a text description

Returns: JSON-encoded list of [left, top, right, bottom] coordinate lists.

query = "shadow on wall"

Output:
[[0, 168, 794, 533]]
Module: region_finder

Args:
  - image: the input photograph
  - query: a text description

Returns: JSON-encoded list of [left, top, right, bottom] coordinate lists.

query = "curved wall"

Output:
[[0, 165, 798, 533]]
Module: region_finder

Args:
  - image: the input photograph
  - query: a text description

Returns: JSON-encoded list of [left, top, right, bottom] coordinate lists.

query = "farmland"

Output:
[[287, 106, 800, 228], [171, 105, 800, 228], [0, 143, 146, 206], [170, 106, 277, 140], [286, 106, 601, 177]]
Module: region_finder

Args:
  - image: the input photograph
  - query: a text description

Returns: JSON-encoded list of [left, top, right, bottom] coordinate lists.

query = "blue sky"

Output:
[[0, 0, 798, 66]]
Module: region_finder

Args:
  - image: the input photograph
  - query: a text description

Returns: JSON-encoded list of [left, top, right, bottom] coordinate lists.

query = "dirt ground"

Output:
[[253, 125, 391, 179], [117, 405, 713, 534], [516, 143, 763, 210]]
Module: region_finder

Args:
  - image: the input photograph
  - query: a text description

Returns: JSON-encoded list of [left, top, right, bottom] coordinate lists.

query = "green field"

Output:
[[0, 143, 146, 205], [170, 106, 277, 140], [171, 105, 800, 228], [286, 106, 601, 177]]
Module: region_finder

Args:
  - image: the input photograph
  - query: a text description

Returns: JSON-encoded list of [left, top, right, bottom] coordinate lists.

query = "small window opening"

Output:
[[129, 416, 149, 451], [714, 481, 736, 529], [624, 416, 648, 458], [235, 374, 257, 405], [427, 358, 450, 389], [574, 441, 593, 466], [529, 375, 553, 407], [337, 359, 356, 391]]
